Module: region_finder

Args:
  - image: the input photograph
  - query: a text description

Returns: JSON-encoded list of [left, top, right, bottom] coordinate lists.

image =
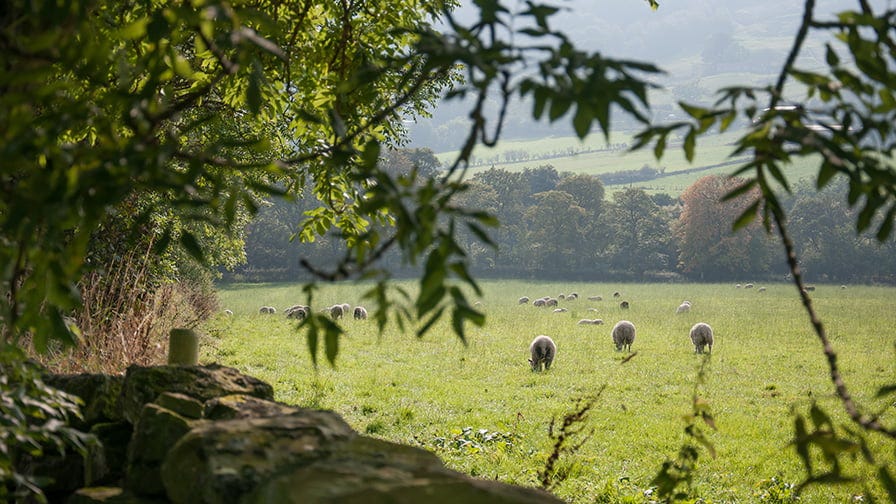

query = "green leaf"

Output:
[[683, 130, 696, 162], [572, 105, 593, 139], [179, 232, 204, 262], [324, 324, 341, 365], [732, 201, 759, 230]]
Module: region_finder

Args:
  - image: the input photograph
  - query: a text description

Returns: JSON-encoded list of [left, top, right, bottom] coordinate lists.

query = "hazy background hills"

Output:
[[408, 0, 875, 152]]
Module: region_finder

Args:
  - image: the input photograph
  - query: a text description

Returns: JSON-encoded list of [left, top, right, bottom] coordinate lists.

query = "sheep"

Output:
[[805, 285, 816, 292], [286, 305, 309, 320], [587, 295, 603, 301], [259, 306, 276, 314], [577, 318, 604, 325], [577, 319, 592, 325], [841, 285, 847, 290], [528, 335, 557, 371], [353, 306, 368, 320], [546, 298, 559, 307], [533, 298, 547, 308], [553, 308, 568, 313], [518, 296, 530, 305], [341, 303, 351, 314], [329, 304, 344, 320], [735, 284, 742, 289], [592, 319, 604, 325], [619, 300, 630, 309], [558, 294, 566, 300], [689, 322, 714, 354], [223, 309, 233, 316], [675, 302, 690, 314], [613, 291, 621, 298], [745, 283, 754, 289], [758, 287, 766, 293], [611, 320, 636, 352], [566, 293, 578, 301]]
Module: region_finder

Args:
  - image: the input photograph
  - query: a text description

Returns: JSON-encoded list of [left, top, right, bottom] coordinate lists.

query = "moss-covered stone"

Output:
[[155, 392, 203, 419], [89, 421, 133, 485], [160, 411, 355, 503], [125, 403, 199, 497], [44, 373, 125, 427], [120, 364, 274, 424], [66, 486, 167, 503], [202, 394, 303, 420]]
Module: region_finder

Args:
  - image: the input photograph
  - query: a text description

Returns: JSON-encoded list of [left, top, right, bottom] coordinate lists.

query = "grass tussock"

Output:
[[32, 272, 218, 375]]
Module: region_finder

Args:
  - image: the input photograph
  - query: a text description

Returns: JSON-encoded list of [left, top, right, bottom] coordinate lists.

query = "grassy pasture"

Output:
[[205, 281, 896, 502]]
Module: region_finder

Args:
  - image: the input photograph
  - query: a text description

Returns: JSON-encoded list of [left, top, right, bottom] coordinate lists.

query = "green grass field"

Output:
[[204, 281, 895, 502]]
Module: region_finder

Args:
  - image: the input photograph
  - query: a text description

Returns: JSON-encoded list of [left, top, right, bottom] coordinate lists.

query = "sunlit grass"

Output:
[[205, 281, 896, 502]]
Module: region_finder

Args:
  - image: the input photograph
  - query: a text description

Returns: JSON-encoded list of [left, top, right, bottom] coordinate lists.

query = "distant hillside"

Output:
[[408, 0, 857, 151]]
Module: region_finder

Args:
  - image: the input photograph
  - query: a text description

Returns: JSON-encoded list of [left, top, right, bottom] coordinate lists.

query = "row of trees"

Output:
[[233, 158, 896, 284]]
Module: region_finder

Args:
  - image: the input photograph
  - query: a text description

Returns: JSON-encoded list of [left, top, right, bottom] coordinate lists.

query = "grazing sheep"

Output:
[[330, 304, 344, 320], [689, 322, 714, 354], [676, 302, 690, 314], [577, 318, 604, 325], [528, 335, 557, 371], [223, 309, 233, 316], [546, 298, 559, 307], [592, 319, 604, 325], [341, 303, 351, 313], [611, 320, 636, 352], [533, 298, 547, 308], [745, 283, 754, 289], [566, 293, 578, 301], [613, 291, 621, 298], [558, 294, 566, 300], [619, 301, 630, 309], [259, 306, 276, 314], [758, 287, 766, 293], [735, 284, 742, 289], [841, 285, 847, 290], [577, 319, 593, 325], [518, 296, 530, 305], [286, 305, 309, 320], [553, 308, 568, 313], [587, 295, 603, 301], [353, 306, 368, 320]]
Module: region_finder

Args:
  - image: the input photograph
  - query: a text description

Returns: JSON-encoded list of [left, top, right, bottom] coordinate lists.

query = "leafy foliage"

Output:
[[0, 347, 91, 503]]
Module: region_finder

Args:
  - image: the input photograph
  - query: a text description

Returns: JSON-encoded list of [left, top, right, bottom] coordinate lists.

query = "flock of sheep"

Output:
[[253, 303, 369, 321], [237, 288, 730, 373], [523, 290, 714, 372]]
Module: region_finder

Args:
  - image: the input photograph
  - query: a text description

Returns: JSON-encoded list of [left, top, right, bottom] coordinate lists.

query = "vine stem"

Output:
[[764, 0, 895, 439], [772, 208, 896, 439]]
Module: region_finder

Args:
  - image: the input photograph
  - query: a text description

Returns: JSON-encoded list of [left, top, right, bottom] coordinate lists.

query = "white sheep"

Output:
[[330, 304, 344, 320], [758, 287, 766, 293], [341, 302, 351, 314], [689, 322, 714, 354], [676, 302, 690, 314], [553, 308, 568, 313], [577, 318, 604, 325], [259, 306, 276, 314], [533, 298, 547, 308], [587, 295, 603, 301], [611, 320, 635, 352], [286, 305, 309, 320], [577, 319, 592, 325], [223, 309, 233, 316], [745, 283, 754, 289], [528, 335, 557, 371], [566, 293, 578, 301], [546, 298, 559, 307], [353, 306, 368, 320], [518, 296, 530, 305]]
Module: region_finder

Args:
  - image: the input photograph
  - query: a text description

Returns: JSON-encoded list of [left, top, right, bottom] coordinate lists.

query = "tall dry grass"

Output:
[[32, 240, 218, 375]]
